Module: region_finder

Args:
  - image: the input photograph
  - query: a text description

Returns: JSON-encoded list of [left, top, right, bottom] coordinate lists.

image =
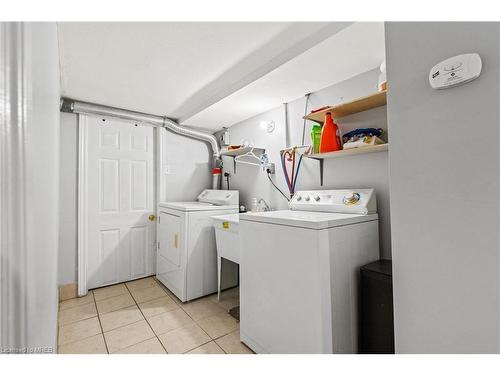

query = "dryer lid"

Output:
[[197, 189, 239, 206], [158, 201, 239, 212]]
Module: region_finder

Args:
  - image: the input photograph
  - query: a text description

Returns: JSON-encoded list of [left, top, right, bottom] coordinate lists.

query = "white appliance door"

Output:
[[158, 212, 182, 267], [157, 210, 185, 299], [85, 116, 155, 289]]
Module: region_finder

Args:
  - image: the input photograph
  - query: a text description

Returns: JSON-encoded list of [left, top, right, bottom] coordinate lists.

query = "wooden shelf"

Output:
[[305, 143, 388, 160], [303, 90, 387, 123], [304, 144, 388, 186]]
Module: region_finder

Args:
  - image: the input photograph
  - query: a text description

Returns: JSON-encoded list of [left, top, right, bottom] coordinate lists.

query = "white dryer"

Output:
[[157, 189, 239, 302], [239, 189, 380, 353]]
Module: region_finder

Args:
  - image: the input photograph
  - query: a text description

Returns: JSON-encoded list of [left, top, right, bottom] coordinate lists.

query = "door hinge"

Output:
[[158, 216, 160, 223], [157, 242, 160, 250]]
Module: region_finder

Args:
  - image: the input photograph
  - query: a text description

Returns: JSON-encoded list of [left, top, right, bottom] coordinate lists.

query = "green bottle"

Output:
[[311, 123, 322, 154]]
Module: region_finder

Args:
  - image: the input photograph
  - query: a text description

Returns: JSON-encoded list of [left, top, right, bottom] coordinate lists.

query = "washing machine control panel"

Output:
[[289, 189, 376, 214]]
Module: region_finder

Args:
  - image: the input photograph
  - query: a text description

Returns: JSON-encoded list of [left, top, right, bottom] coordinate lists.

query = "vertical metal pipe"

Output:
[[284, 102, 290, 148]]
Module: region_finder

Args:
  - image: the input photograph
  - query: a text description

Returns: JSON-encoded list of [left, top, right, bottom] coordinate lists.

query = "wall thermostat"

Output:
[[429, 53, 482, 89]]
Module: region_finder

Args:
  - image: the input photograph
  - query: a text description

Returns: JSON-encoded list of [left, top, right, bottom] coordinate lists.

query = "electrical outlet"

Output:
[[266, 163, 275, 175]]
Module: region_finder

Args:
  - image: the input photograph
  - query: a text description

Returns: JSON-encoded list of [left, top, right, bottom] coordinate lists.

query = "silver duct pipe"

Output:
[[60, 98, 221, 160]]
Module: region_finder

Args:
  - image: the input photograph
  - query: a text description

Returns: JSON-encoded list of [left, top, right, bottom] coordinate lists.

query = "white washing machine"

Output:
[[239, 189, 380, 354], [157, 189, 240, 302]]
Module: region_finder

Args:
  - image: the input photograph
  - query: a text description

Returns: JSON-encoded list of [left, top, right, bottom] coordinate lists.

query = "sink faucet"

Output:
[[258, 198, 271, 211]]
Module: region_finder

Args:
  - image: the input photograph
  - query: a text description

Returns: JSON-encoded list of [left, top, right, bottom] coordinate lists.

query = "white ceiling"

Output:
[[58, 22, 385, 132], [59, 23, 344, 119], [185, 22, 386, 130], [58, 22, 289, 114]]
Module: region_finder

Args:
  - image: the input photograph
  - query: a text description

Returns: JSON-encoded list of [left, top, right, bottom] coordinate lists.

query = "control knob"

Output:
[[314, 195, 320, 202], [343, 192, 361, 205]]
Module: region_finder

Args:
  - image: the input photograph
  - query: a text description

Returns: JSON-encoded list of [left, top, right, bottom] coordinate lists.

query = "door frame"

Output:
[[77, 114, 89, 296], [77, 114, 159, 296]]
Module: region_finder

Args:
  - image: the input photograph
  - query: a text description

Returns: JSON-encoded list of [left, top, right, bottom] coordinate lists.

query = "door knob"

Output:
[[148, 214, 156, 221]]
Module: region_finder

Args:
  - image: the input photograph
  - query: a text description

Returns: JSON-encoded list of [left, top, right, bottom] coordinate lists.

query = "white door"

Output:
[[80, 115, 156, 291]]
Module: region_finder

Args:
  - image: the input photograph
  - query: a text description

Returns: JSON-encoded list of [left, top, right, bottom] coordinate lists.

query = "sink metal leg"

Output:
[[217, 255, 222, 301]]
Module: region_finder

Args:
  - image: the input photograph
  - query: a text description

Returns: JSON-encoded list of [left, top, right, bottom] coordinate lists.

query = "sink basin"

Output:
[[212, 214, 240, 264]]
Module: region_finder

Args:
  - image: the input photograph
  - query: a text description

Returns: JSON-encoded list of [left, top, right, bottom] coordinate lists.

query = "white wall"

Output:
[[222, 69, 391, 259], [26, 23, 61, 350], [158, 127, 212, 203], [386, 22, 500, 353], [59, 113, 78, 285], [1, 22, 60, 351], [58, 115, 212, 285]]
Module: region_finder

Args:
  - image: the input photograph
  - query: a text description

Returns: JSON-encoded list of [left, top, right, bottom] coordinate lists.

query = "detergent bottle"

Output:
[[319, 112, 342, 153], [310, 123, 322, 154]]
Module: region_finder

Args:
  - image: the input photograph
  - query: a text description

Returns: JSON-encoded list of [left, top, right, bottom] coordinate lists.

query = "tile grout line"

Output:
[[212, 328, 241, 354], [57, 296, 104, 350], [148, 277, 214, 352], [57, 316, 103, 347], [92, 276, 157, 304], [93, 279, 176, 353], [89, 278, 239, 354], [173, 289, 227, 321], [59, 333, 106, 353], [180, 303, 235, 353], [183, 327, 239, 354], [190, 317, 223, 349], [59, 299, 95, 312], [155, 280, 185, 308], [92, 291, 110, 354], [184, 340, 219, 354], [213, 340, 228, 354], [123, 281, 170, 354], [57, 277, 160, 353], [93, 288, 130, 303], [97, 285, 158, 353], [145, 278, 224, 354], [166, 283, 240, 354], [95, 279, 160, 314], [58, 314, 96, 328]]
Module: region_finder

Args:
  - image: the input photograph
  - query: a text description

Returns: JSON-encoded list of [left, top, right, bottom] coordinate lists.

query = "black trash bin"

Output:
[[359, 259, 394, 354]]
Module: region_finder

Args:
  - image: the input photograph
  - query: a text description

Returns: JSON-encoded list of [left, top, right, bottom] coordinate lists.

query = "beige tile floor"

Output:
[[57, 277, 253, 354]]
